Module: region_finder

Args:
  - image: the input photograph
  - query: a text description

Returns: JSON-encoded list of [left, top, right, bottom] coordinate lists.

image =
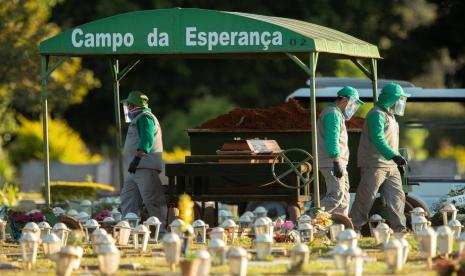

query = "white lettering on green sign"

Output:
[[72, 28, 134, 52], [147, 28, 169, 47], [185, 27, 282, 50], [70, 27, 284, 52]]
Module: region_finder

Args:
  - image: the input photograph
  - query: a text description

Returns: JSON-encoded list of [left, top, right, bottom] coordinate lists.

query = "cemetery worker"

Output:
[[350, 83, 410, 232], [120, 91, 167, 230], [317, 86, 363, 215]]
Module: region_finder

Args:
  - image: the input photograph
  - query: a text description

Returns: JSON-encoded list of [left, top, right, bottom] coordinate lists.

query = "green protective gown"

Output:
[[316, 103, 349, 168], [367, 105, 398, 159], [135, 108, 156, 153], [316, 103, 350, 215], [357, 97, 400, 168], [123, 107, 163, 171], [323, 107, 342, 157], [350, 86, 407, 232]]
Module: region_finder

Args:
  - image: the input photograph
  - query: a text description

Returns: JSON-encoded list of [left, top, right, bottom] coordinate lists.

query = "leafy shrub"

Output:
[[94, 209, 112, 221], [9, 116, 101, 166], [41, 181, 115, 203], [430, 186, 465, 226], [9, 210, 44, 224], [437, 144, 465, 175], [91, 200, 118, 215], [0, 150, 15, 183], [163, 146, 190, 162], [0, 183, 21, 206]]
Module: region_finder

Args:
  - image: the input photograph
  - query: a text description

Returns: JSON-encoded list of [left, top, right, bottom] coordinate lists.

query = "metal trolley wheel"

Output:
[[331, 212, 354, 230], [271, 148, 313, 189]]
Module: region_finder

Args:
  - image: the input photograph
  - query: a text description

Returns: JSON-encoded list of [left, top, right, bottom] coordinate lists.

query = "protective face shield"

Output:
[[393, 96, 407, 116], [123, 103, 131, 123], [342, 96, 363, 120], [123, 103, 143, 123]]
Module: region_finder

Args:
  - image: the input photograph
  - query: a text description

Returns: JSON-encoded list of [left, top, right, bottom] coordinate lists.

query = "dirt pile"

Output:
[[197, 99, 365, 130]]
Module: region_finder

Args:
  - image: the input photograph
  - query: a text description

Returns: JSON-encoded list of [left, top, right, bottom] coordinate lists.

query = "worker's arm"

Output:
[[136, 114, 155, 154], [323, 111, 341, 159], [367, 111, 398, 160]]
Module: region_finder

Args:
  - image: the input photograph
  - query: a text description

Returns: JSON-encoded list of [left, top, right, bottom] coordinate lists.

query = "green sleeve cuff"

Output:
[[323, 111, 341, 158], [367, 112, 398, 159], [136, 114, 155, 153]]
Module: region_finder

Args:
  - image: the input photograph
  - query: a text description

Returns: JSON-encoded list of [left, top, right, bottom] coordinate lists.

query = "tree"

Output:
[[9, 116, 102, 166], [0, 0, 99, 183], [382, 0, 465, 88], [160, 95, 235, 150], [0, 0, 100, 121]]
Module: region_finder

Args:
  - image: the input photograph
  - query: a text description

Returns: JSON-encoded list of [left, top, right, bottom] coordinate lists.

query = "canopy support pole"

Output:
[[309, 52, 320, 208], [41, 55, 51, 207], [109, 58, 140, 189], [351, 58, 379, 102], [110, 58, 124, 189], [370, 59, 378, 102], [41, 56, 70, 207], [350, 58, 372, 79], [286, 52, 320, 208], [41, 56, 69, 80], [118, 60, 140, 81], [286, 53, 312, 75]]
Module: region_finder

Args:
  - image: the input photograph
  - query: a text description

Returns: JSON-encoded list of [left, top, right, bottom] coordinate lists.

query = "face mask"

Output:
[[342, 96, 362, 120], [128, 111, 137, 120], [393, 97, 407, 116]]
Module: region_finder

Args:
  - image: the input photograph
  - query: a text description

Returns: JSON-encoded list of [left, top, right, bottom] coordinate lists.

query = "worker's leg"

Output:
[[120, 174, 143, 216], [320, 168, 347, 214], [380, 167, 407, 232], [340, 172, 351, 215], [136, 169, 168, 231], [349, 167, 387, 230]]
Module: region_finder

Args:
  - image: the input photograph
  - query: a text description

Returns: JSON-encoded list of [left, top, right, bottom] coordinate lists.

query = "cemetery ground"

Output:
[[0, 235, 437, 275]]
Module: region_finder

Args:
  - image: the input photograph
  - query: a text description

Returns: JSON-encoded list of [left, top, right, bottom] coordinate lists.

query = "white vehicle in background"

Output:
[[287, 77, 465, 215]]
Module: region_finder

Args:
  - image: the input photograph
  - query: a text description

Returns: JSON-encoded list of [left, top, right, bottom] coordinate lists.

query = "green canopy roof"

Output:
[[39, 8, 380, 58]]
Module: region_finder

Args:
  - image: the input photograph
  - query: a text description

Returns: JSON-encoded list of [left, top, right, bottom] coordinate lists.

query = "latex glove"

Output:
[[128, 156, 141, 174], [333, 161, 344, 178], [392, 155, 407, 166], [398, 165, 405, 176]]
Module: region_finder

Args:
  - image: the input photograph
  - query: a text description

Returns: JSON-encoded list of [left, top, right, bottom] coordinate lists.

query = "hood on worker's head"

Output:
[[121, 91, 149, 108], [377, 83, 411, 108], [337, 86, 364, 105]]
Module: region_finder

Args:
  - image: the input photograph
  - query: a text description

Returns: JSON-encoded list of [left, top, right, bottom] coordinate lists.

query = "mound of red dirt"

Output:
[[197, 99, 364, 129]]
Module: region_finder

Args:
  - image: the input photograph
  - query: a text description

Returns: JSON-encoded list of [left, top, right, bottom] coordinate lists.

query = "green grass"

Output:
[[0, 236, 440, 275]]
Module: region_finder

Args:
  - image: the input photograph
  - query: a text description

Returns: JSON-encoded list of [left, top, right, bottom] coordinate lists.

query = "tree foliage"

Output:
[[0, 0, 100, 182], [9, 116, 101, 166], [160, 95, 235, 150], [382, 0, 465, 88], [0, 0, 100, 143], [437, 145, 465, 175], [0, 150, 15, 184]]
